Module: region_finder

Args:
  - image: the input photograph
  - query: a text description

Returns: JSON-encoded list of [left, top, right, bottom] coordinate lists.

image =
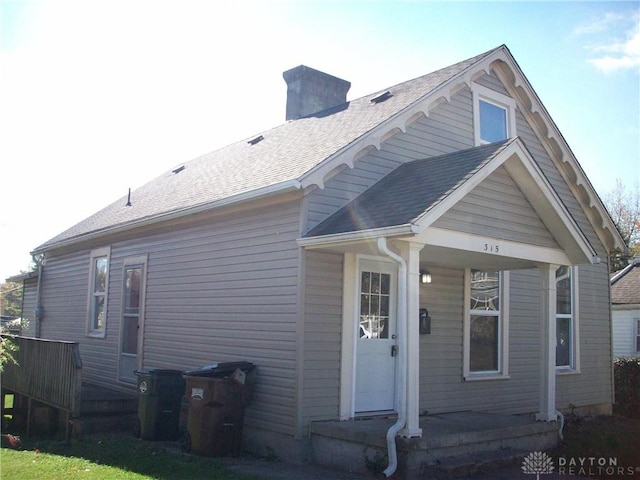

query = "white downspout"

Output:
[[377, 237, 407, 478]]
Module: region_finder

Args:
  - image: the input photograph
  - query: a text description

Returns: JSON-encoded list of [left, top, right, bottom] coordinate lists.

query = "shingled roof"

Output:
[[305, 139, 512, 237], [34, 47, 500, 253], [611, 258, 640, 305]]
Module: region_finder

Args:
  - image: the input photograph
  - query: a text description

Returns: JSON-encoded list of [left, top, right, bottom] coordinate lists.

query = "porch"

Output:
[[310, 411, 559, 479], [1, 336, 137, 439]]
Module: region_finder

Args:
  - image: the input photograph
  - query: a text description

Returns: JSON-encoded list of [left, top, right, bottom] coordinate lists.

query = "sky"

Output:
[[1, 0, 639, 281]]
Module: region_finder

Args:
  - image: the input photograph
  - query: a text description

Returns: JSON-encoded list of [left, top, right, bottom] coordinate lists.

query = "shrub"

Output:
[[613, 357, 640, 419]]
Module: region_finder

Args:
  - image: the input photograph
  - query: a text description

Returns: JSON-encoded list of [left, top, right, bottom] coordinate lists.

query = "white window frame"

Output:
[[472, 83, 517, 146], [86, 246, 110, 338], [463, 269, 510, 380], [555, 266, 581, 374], [634, 319, 640, 353]]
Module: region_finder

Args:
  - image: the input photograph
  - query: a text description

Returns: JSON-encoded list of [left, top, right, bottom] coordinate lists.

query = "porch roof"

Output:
[[305, 140, 512, 237]]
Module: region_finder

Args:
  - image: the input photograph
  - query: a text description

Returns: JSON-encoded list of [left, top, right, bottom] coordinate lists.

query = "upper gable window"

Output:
[[473, 83, 516, 145]]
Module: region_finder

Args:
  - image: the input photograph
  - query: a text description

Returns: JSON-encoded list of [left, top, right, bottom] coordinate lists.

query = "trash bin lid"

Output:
[[135, 368, 184, 377], [184, 361, 254, 378]]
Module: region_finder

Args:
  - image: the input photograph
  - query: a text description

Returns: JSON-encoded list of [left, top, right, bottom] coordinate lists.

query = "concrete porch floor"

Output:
[[310, 411, 560, 478]]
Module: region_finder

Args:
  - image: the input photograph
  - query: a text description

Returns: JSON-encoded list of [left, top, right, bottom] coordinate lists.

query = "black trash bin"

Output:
[[134, 369, 185, 441], [182, 362, 255, 457]]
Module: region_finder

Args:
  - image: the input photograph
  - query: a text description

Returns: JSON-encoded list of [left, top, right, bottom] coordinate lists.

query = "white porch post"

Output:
[[399, 242, 423, 438], [537, 263, 558, 422]]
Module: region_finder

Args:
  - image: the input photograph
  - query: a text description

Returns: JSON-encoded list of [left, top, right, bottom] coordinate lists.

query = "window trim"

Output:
[[556, 266, 581, 374], [472, 83, 517, 146], [463, 269, 510, 380], [86, 246, 111, 338], [636, 319, 640, 353]]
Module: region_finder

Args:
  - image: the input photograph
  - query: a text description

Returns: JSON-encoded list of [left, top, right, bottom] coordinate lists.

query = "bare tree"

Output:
[[603, 179, 639, 271]]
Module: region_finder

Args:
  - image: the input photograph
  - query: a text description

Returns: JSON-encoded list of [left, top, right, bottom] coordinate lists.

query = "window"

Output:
[[635, 319, 640, 353], [472, 83, 516, 145], [87, 247, 110, 337], [360, 271, 391, 339], [464, 269, 509, 379], [555, 266, 580, 371]]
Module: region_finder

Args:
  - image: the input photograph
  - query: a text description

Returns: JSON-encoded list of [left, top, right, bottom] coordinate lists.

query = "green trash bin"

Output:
[[135, 369, 185, 440], [182, 362, 255, 456]]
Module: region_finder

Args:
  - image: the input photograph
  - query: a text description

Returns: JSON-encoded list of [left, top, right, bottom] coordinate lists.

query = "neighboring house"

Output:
[[24, 45, 624, 470], [611, 258, 640, 358]]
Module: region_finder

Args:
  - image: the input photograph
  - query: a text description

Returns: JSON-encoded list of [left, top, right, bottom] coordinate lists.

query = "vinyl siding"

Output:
[[433, 166, 560, 248], [612, 309, 640, 357], [301, 250, 343, 432], [305, 87, 474, 232], [40, 195, 303, 436], [20, 277, 38, 337]]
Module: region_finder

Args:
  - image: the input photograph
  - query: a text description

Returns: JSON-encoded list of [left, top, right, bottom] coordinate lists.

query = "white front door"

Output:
[[355, 259, 397, 413]]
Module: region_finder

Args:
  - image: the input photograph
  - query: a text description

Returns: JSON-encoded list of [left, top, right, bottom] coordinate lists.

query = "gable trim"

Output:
[[412, 137, 597, 265]]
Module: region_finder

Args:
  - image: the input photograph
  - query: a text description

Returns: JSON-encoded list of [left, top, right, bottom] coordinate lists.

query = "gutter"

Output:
[[32, 180, 302, 255], [377, 237, 407, 478], [298, 224, 418, 249]]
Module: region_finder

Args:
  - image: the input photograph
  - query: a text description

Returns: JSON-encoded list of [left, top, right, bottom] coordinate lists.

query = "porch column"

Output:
[[537, 263, 558, 422], [399, 242, 423, 438]]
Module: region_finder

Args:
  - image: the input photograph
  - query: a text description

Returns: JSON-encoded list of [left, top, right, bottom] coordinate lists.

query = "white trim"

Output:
[[340, 252, 357, 420], [117, 255, 148, 384], [298, 224, 418, 248], [472, 83, 517, 146], [86, 246, 111, 338], [419, 228, 572, 266]]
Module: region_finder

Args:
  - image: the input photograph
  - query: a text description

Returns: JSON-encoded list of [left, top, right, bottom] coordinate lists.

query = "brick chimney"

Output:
[[283, 65, 351, 120]]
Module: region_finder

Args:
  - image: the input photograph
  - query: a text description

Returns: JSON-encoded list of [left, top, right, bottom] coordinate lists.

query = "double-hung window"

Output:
[[472, 83, 516, 145], [556, 266, 580, 372], [87, 247, 110, 338], [464, 269, 509, 379]]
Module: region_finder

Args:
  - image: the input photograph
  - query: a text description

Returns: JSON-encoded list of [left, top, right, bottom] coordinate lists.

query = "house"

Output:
[[611, 258, 640, 358], [18, 45, 624, 476]]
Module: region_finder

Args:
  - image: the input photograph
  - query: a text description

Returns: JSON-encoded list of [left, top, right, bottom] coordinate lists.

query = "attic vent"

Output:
[[371, 91, 393, 104], [172, 165, 185, 175], [247, 135, 264, 145]]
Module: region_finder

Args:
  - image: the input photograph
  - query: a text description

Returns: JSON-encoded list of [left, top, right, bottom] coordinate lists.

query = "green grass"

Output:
[[0, 434, 260, 480]]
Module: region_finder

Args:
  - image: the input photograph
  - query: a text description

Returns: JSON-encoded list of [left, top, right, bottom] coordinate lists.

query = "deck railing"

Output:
[[1, 335, 83, 418]]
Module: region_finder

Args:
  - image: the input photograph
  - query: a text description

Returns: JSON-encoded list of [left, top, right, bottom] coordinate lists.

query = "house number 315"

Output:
[[484, 243, 500, 253]]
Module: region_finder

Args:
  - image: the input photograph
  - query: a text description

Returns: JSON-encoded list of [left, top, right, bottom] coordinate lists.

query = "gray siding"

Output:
[[20, 277, 38, 337], [433, 166, 560, 248], [612, 309, 640, 358], [305, 87, 474, 232], [41, 196, 303, 436], [301, 250, 343, 432]]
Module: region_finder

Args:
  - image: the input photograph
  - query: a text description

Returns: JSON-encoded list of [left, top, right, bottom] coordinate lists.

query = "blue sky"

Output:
[[1, 0, 639, 280]]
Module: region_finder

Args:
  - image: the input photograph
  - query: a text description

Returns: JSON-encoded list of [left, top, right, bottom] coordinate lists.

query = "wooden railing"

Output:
[[1, 336, 83, 418]]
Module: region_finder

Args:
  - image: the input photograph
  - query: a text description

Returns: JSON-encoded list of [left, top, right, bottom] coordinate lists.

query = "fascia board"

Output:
[[492, 49, 625, 253], [298, 224, 418, 248], [33, 179, 302, 255]]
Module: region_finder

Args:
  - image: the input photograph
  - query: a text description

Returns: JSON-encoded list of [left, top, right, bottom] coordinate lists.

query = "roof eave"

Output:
[[33, 179, 302, 255], [298, 223, 418, 248]]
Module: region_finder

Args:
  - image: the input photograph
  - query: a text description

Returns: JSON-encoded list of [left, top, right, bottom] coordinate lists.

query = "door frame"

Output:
[[117, 255, 148, 384], [340, 253, 398, 419]]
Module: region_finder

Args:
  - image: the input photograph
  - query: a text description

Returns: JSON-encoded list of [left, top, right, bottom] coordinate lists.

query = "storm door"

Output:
[[118, 258, 147, 383], [354, 259, 397, 413]]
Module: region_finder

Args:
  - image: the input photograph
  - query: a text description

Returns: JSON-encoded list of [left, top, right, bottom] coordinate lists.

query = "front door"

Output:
[[355, 259, 397, 412], [118, 258, 147, 383]]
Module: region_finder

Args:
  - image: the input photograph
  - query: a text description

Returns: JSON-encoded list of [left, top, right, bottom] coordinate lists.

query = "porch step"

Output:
[[80, 384, 138, 415], [71, 413, 138, 437], [422, 448, 527, 479]]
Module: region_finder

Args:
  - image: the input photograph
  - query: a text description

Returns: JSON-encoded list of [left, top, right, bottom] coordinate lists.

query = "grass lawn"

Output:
[[0, 433, 260, 480]]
